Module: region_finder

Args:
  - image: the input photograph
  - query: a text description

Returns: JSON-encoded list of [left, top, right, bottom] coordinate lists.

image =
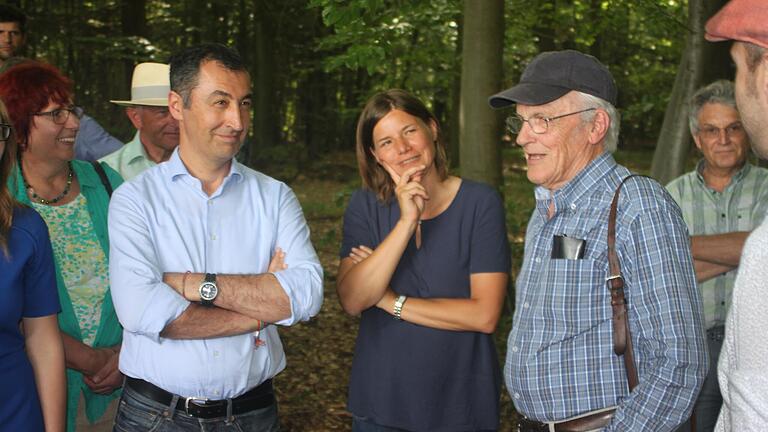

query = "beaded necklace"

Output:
[[21, 160, 75, 205]]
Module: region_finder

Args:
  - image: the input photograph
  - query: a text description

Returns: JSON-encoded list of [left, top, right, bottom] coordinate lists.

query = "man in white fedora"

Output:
[[100, 62, 179, 180]]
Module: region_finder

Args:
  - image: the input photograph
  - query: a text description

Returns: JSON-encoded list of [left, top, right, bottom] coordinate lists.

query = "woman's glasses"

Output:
[[33, 106, 84, 125], [0, 123, 11, 141]]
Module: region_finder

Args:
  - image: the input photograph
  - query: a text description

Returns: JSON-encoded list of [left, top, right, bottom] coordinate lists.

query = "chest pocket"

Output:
[[539, 258, 611, 345], [735, 205, 756, 231]]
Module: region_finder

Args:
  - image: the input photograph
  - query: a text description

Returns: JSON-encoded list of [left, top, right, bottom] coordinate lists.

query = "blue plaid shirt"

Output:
[[505, 153, 708, 431]]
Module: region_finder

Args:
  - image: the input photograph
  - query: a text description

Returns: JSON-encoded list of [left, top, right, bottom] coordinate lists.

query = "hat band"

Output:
[[131, 85, 170, 102]]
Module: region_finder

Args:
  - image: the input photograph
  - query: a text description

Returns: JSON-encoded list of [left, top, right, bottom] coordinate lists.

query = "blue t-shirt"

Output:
[[340, 179, 511, 431], [0, 206, 60, 431]]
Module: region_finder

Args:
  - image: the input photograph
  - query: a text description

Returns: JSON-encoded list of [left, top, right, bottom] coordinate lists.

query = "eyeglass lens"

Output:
[[0, 124, 11, 140]]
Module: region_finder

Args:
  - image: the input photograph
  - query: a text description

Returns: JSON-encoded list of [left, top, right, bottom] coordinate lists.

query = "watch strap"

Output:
[[199, 273, 218, 306], [393, 295, 407, 320]]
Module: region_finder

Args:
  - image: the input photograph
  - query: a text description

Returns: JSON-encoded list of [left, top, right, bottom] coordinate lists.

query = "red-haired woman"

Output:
[[0, 61, 123, 431], [0, 98, 66, 430]]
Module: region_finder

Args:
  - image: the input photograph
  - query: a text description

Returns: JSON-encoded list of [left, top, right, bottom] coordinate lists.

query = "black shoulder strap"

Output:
[[91, 161, 113, 198]]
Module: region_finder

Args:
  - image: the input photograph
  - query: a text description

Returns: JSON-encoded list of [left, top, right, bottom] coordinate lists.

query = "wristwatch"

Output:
[[393, 295, 408, 320], [198, 273, 219, 306]]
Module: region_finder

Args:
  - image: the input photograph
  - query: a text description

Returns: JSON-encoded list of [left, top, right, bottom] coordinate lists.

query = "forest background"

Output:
[[8, 0, 739, 430]]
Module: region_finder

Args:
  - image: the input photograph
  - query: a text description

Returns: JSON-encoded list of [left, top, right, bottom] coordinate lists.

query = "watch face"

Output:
[[199, 282, 218, 300]]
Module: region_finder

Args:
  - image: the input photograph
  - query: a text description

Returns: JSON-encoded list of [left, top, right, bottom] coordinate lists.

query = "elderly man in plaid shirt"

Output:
[[489, 50, 708, 432]]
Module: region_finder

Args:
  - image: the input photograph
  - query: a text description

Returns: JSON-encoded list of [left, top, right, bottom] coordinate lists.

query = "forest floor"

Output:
[[272, 145, 657, 431]]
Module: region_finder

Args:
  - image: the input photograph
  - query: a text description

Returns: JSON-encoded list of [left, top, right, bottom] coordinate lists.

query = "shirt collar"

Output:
[[535, 151, 617, 217], [126, 131, 151, 165], [166, 147, 243, 185], [694, 159, 751, 190]]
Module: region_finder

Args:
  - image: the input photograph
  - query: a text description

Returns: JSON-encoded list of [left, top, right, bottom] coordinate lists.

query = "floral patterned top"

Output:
[[32, 194, 109, 346]]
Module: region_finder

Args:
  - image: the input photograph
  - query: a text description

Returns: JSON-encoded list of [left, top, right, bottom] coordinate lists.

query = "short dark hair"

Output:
[[355, 89, 448, 202], [0, 5, 27, 33], [168, 43, 247, 107]]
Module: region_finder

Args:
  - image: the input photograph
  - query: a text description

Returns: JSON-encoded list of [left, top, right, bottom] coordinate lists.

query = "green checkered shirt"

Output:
[[667, 161, 768, 329]]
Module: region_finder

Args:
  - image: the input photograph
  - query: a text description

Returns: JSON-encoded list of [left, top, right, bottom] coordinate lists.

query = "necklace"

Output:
[[22, 161, 74, 205]]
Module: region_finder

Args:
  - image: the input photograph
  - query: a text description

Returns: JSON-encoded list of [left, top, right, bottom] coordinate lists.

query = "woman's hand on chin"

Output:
[[380, 161, 428, 224]]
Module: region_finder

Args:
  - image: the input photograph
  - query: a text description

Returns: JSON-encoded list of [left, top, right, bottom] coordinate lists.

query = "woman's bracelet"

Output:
[[393, 295, 408, 320]]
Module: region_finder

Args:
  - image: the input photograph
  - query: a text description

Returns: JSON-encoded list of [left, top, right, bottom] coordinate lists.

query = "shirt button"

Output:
[[534, 257, 541, 263], [214, 390, 220, 396], [523, 302, 530, 308], [512, 346, 519, 352], [211, 234, 217, 240], [213, 350, 220, 357], [208, 200, 213, 206], [570, 203, 577, 210], [514, 393, 521, 399]]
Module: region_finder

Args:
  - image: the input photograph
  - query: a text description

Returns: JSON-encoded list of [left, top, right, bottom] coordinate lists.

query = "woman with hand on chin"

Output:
[[0, 61, 123, 431], [337, 89, 511, 432], [0, 99, 66, 432]]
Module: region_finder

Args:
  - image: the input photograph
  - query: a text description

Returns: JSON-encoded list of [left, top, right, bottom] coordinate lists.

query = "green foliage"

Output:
[[310, 0, 461, 100], [18, 0, 694, 163], [501, 0, 688, 147]]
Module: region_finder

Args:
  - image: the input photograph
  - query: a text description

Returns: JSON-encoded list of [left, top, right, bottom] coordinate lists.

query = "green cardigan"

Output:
[[11, 160, 124, 431]]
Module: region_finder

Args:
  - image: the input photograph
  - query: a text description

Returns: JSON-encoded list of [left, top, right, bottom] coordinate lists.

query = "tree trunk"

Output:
[[459, 0, 504, 187], [120, 0, 146, 99], [701, 0, 732, 84], [650, 0, 725, 184], [249, 0, 278, 167], [448, 14, 463, 169]]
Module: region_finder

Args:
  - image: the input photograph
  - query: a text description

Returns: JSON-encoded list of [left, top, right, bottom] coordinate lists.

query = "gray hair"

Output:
[[688, 80, 736, 135], [574, 92, 620, 153]]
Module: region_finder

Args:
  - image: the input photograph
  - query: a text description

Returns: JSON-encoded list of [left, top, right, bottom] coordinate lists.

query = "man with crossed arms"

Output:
[[109, 43, 322, 430]]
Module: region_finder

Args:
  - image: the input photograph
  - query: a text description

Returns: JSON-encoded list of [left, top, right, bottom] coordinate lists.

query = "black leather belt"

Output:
[[517, 408, 615, 432], [125, 377, 275, 419]]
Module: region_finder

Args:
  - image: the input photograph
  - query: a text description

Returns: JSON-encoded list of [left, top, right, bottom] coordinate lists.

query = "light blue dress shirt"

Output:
[[99, 131, 157, 181], [108, 148, 323, 399]]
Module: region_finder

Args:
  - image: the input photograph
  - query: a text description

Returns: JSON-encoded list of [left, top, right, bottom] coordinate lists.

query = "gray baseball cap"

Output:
[[489, 50, 617, 108]]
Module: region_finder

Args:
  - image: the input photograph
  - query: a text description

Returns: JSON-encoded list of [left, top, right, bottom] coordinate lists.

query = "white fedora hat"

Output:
[[110, 62, 170, 107]]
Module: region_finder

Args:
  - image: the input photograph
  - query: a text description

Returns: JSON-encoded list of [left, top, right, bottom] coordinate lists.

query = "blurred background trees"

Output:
[[11, 0, 730, 184]]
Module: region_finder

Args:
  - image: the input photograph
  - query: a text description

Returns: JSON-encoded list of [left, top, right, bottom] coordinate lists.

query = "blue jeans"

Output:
[[677, 326, 723, 432], [113, 384, 280, 432]]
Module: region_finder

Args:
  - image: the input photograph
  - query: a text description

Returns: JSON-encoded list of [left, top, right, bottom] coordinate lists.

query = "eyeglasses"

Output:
[[697, 123, 745, 141], [506, 108, 596, 135], [0, 123, 11, 141], [33, 106, 84, 125]]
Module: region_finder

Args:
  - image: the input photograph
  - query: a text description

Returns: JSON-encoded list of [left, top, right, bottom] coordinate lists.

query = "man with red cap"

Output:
[[705, 1, 768, 429]]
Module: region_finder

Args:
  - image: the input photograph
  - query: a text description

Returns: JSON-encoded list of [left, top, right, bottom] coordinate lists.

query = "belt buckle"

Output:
[[184, 396, 209, 416]]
